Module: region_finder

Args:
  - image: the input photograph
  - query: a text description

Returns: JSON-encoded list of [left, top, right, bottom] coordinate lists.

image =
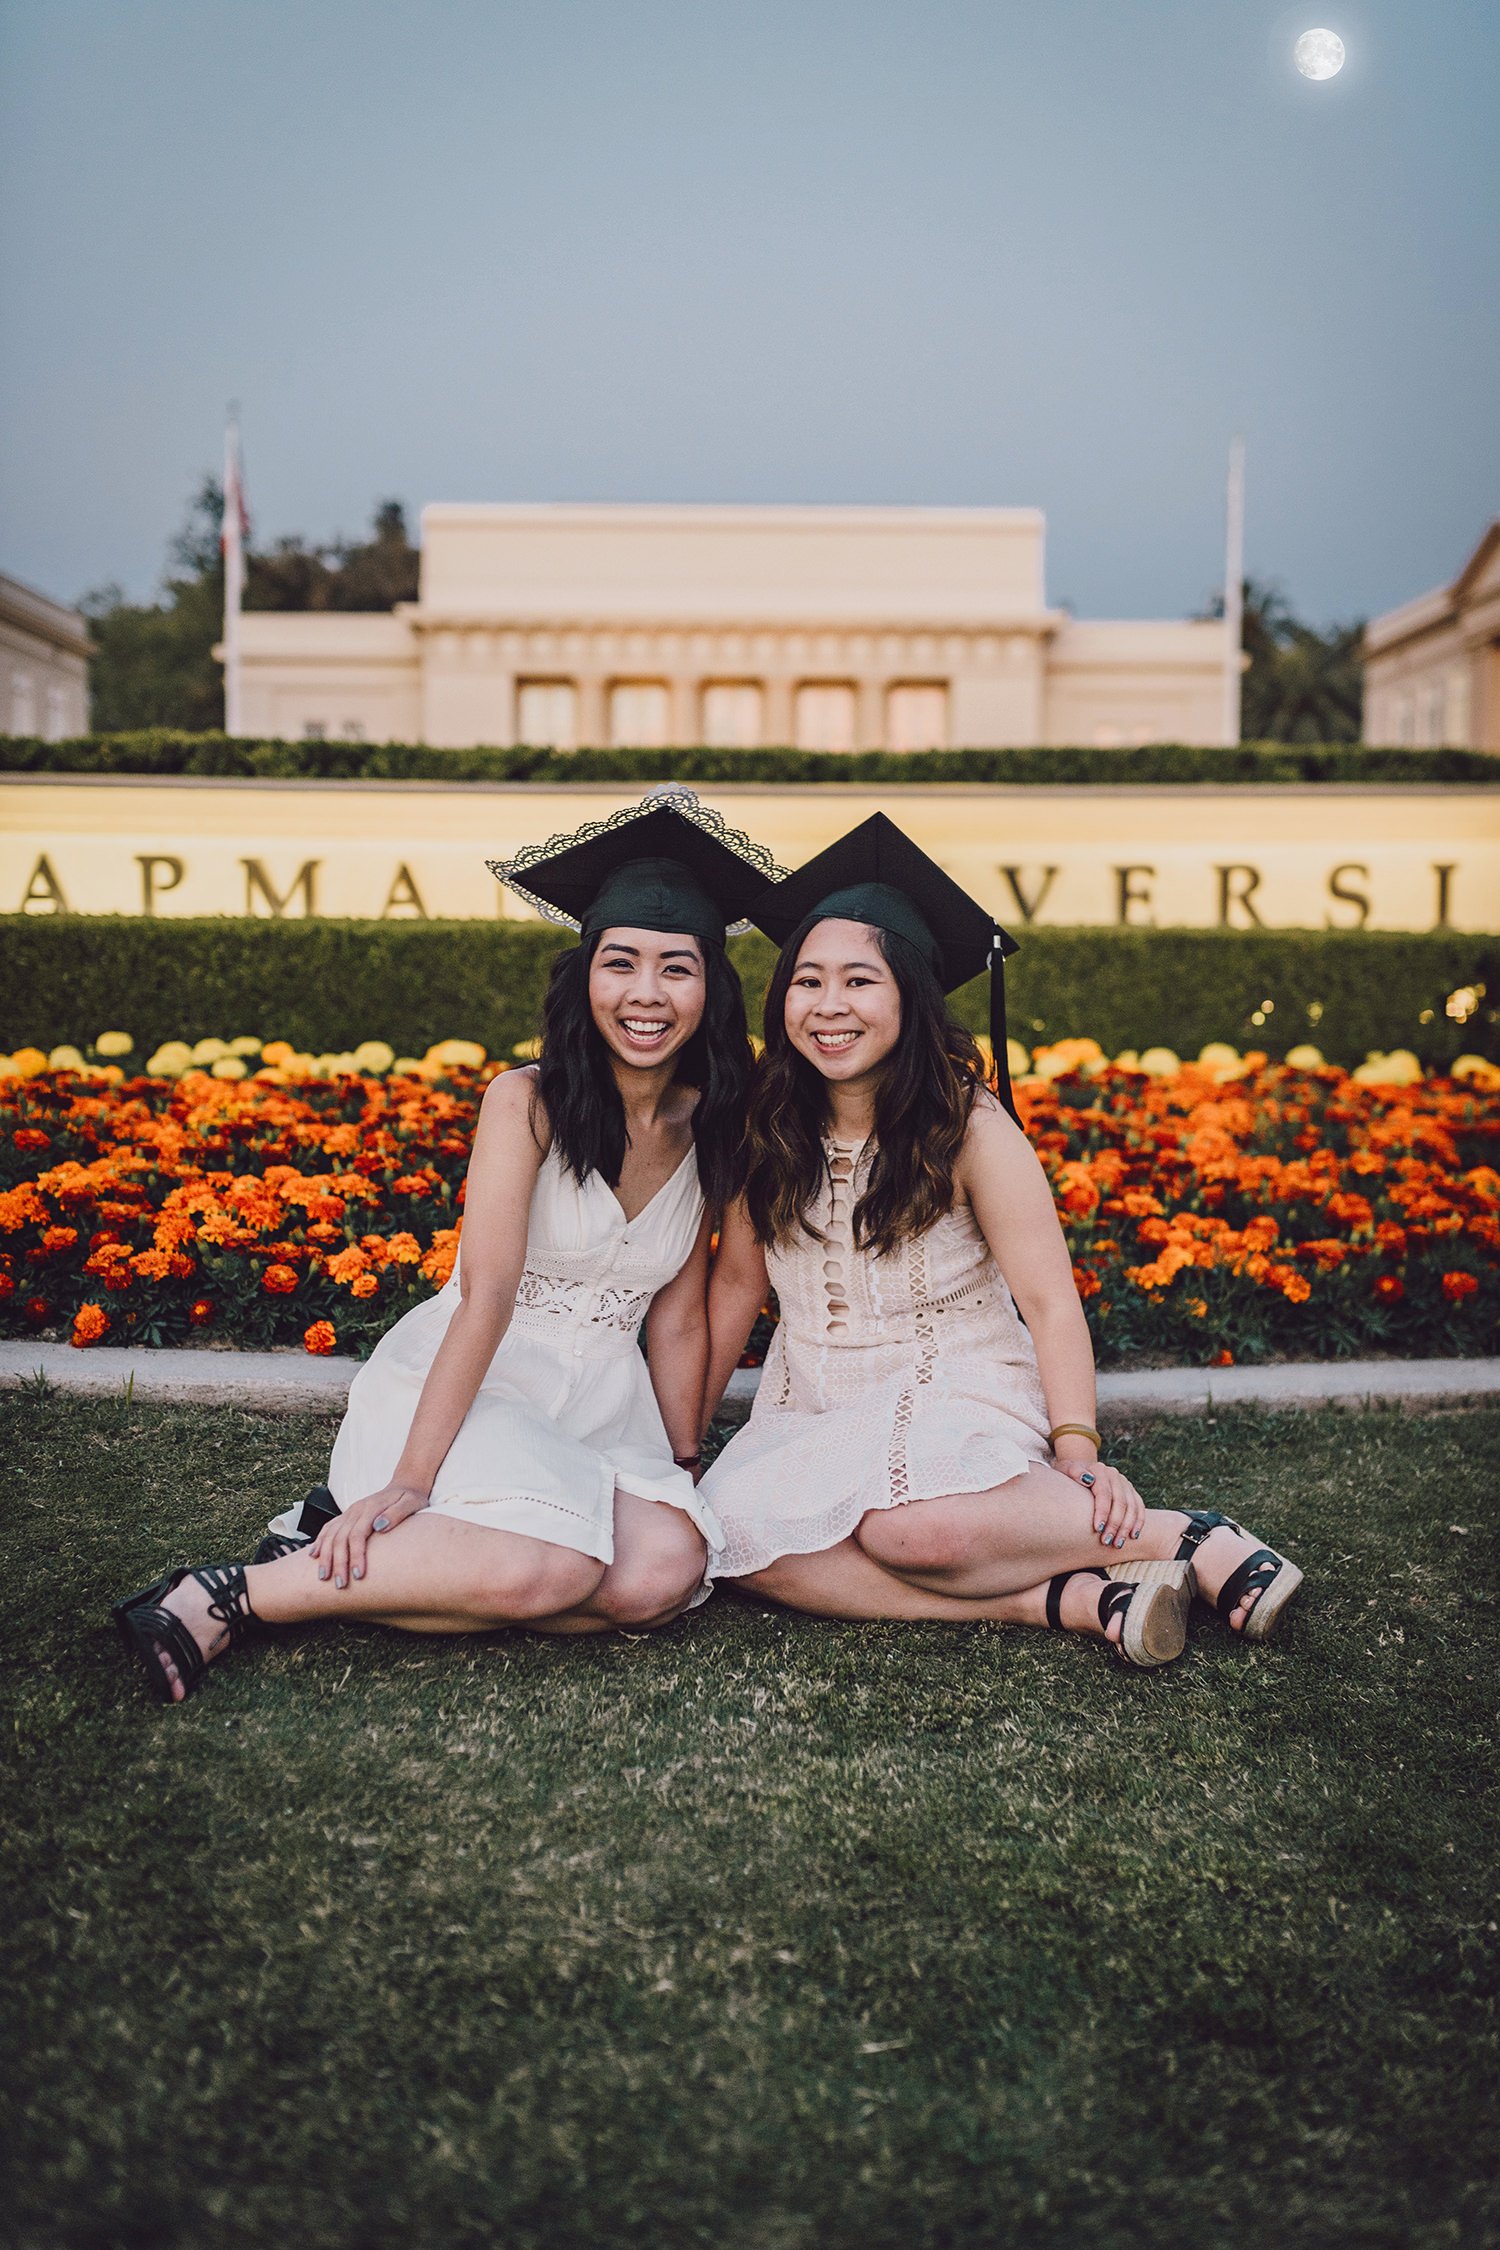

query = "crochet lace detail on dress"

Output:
[[513, 1267, 653, 1334]]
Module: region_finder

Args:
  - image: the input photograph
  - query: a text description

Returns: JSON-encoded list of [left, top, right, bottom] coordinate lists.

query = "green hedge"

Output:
[[4, 730, 1497, 787], [4, 917, 1495, 1067]]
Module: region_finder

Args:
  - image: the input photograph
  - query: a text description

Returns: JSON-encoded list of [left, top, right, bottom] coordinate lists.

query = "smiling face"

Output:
[[783, 918, 902, 1086], [587, 926, 707, 1070]]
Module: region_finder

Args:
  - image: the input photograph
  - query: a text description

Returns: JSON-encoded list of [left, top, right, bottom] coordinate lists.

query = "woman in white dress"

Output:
[[700, 815, 1303, 1667], [112, 794, 781, 1702]]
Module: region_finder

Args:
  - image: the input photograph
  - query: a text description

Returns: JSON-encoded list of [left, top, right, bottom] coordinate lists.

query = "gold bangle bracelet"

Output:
[[1049, 1422, 1101, 1450]]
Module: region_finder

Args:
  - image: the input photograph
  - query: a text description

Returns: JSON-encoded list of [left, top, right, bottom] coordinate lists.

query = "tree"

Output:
[[82, 485, 420, 732], [1202, 578, 1365, 742]]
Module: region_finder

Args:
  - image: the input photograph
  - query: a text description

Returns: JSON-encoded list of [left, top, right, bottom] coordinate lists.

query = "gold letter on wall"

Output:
[[1114, 866, 1156, 926], [381, 863, 429, 919], [137, 855, 185, 914], [20, 854, 68, 914], [1216, 865, 1264, 927], [242, 859, 320, 917], [1432, 864, 1455, 929], [999, 866, 1059, 924], [1325, 864, 1370, 929]]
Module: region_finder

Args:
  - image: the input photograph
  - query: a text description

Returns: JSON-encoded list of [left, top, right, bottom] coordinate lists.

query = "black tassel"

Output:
[[989, 929, 1021, 1126]]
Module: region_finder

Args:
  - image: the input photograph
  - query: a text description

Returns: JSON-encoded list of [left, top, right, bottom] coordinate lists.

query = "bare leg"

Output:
[[148, 1515, 606, 1699], [528, 1491, 709, 1637], [744, 1466, 1273, 1632]]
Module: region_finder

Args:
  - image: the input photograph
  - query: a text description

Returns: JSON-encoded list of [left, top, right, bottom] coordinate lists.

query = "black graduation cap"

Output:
[[488, 788, 784, 947], [751, 812, 1022, 1121]]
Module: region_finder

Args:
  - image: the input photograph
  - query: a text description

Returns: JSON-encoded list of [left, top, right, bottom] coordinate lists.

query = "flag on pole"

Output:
[[1222, 435, 1245, 748], [222, 413, 250, 736]]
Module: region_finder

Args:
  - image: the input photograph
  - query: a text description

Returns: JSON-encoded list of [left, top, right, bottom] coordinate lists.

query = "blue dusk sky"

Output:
[[1, 0, 1496, 626]]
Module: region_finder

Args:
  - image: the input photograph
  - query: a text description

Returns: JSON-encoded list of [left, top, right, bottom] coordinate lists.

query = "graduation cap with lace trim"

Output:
[[750, 812, 1022, 1121], [487, 788, 784, 946]]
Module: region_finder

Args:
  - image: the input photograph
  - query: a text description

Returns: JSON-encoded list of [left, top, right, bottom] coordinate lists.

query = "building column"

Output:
[[763, 671, 794, 748]]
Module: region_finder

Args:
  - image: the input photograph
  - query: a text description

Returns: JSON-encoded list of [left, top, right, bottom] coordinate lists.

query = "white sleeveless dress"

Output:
[[702, 1137, 1050, 1578], [265, 1142, 721, 1565]]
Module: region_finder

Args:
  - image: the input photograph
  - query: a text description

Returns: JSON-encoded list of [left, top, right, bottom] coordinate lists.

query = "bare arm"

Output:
[[701, 1195, 770, 1437], [960, 1099, 1142, 1547], [313, 1069, 546, 1586], [644, 1207, 714, 1466]]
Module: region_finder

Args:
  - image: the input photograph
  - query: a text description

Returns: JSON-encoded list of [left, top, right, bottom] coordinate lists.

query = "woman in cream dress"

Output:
[[112, 795, 781, 1702], [700, 816, 1303, 1667]]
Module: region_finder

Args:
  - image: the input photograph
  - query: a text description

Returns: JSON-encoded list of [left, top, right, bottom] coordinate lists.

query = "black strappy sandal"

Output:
[[252, 1483, 339, 1564], [111, 1561, 259, 1703], [1175, 1510, 1302, 1641], [1045, 1559, 1192, 1670]]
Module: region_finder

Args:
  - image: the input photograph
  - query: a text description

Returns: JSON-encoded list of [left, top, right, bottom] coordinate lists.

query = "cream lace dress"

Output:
[[264, 1142, 721, 1566], [702, 1137, 1050, 1578]]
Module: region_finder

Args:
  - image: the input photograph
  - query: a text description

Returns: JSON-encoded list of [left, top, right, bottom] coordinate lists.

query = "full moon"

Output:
[[1294, 27, 1346, 79]]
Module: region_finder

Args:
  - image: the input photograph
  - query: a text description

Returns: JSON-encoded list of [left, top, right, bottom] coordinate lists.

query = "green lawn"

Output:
[[2, 1393, 1497, 2250]]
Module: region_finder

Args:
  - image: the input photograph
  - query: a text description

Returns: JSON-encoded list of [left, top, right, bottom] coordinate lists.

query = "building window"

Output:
[[11, 670, 36, 734], [43, 683, 68, 742], [1447, 669, 1472, 748], [516, 678, 579, 750], [609, 680, 671, 748], [794, 682, 857, 753], [701, 681, 763, 749], [885, 682, 948, 752]]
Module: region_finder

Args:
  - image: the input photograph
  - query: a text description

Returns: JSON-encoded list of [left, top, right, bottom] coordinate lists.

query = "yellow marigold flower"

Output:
[[49, 1045, 87, 1073], [1452, 1054, 1500, 1090], [1352, 1049, 1423, 1087], [511, 1036, 543, 1060], [146, 1041, 193, 1077], [229, 1036, 262, 1056], [190, 1037, 230, 1064], [424, 1038, 486, 1070], [1138, 1046, 1183, 1078], [211, 1056, 248, 1080], [261, 1040, 296, 1066], [94, 1031, 135, 1057], [1285, 1043, 1325, 1069], [353, 1040, 395, 1074], [10, 1047, 48, 1078], [392, 1057, 424, 1077]]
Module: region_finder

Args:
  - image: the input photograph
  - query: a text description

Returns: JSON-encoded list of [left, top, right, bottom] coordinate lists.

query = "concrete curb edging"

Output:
[[2, 1342, 1497, 1417]]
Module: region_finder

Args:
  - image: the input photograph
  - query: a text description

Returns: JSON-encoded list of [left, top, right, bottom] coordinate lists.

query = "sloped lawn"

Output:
[[1, 1392, 1496, 2250]]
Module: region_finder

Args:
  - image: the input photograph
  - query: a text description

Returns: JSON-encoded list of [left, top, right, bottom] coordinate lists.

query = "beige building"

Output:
[[1363, 521, 1500, 751], [1, 572, 91, 740], [227, 504, 1231, 751]]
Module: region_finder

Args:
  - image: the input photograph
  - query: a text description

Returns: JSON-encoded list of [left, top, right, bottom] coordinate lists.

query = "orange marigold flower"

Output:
[[1071, 1262, 1102, 1298], [41, 1226, 79, 1252], [1441, 1270, 1479, 1302], [1326, 1192, 1374, 1230], [132, 1248, 174, 1280], [303, 1320, 337, 1355], [13, 1127, 52, 1153], [1120, 1189, 1165, 1217], [1373, 1220, 1407, 1258], [1372, 1273, 1404, 1303], [1210, 1348, 1234, 1366], [1185, 1298, 1208, 1318], [384, 1231, 423, 1264], [325, 1245, 371, 1285], [71, 1303, 109, 1346], [349, 1272, 379, 1299], [262, 1263, 299, 1295]]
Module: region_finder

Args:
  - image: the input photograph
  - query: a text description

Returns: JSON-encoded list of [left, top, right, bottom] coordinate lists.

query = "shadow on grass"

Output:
[[1, 1393, 1497, 2250]]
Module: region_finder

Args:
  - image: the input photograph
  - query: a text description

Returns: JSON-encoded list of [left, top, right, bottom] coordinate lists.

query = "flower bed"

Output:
[[1, 1035, 1496, 1365]]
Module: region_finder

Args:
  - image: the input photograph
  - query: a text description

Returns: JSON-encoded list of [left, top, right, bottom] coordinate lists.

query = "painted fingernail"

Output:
[[373, 1517, 389, 1532], [318, 1566, 328, 1580], [353, 1566, 362, 1579], [1132, 1528, 1141, 1539], [1094, 1522, 1104, 1534], [335, 1575, 345, 1589]]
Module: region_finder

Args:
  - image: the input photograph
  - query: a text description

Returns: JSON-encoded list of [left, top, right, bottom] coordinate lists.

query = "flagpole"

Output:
[[222, 409, 245, 737], [1222, 435, 1245, 747]]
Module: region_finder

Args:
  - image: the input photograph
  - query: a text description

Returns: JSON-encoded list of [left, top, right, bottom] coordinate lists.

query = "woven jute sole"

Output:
[[1241, 1557, 1303, 1641], [1103, 1557, 1193, 1667]]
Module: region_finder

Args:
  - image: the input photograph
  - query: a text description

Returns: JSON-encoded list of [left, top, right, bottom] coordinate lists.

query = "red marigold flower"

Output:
[[1372, 1273, 1404, 1303], [303, 1319, 337, 1355], [1441, 1270, 1479, 1302], [1210, 1348, 1234, 1366], [0, 1272, 13, 1299], [71, 1303, 109, 1347], [13, 1128, 51, 1152], [1071, 1262, 1102, 1299], [190, 1298, 214, 1324], [262, 1263, 299, 1294], [24, 1295, 49, 1323]]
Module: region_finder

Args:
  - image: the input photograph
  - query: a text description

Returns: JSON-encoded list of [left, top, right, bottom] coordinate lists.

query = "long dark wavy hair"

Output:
[[534, 931, 753, 1209], [744, 916, 986, 1256]]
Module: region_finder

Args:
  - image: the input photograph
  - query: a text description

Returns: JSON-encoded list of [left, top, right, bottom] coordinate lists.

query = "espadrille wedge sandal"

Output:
[[1175, 1510, 1302, 1641], [111, 1561, 259, 1703], [1045, 1559, 1192, 1670]]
